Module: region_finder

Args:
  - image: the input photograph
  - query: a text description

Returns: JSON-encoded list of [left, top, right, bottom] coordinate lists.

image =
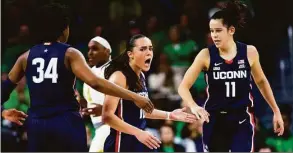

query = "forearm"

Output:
[[93, 78, 136, 101], [178, 85, 198, 108], [145, 109, 169, 120], [102, 113, 141, 136], [256, 79, 280, 113]]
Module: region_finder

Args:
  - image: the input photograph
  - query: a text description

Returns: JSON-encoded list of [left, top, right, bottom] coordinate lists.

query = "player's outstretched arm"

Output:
[[248, 45, 284, 136], [144, 107, 197, 123], [2, 51, 29, 104], [178, 48, 210, 122], [102, 71, 161, 150], [66, 48, 154, 113]]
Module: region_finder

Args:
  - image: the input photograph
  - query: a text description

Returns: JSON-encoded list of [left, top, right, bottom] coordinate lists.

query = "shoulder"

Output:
[[246, 45, 259, 66], [109, 71, 127, 88], [19, 50, 30, 66], [197, 48, 210, 59], [20, 50, 30, 60], [65, 47, 84, 58], [247, 45, 259, 59]]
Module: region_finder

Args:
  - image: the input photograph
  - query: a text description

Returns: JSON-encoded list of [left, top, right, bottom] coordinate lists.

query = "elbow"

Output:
[[255, 78, 267, 87], [102, 112, 112, 124], [89, 80, 101, 91], [178, 83, 186, 96]]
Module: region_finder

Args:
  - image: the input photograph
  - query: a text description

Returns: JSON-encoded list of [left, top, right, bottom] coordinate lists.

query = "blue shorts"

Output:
[[26, 111, 87, 152], [202, 107, 255, 152]]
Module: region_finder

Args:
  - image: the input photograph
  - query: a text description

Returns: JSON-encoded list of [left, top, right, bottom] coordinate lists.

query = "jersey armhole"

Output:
[[205, 47, 213, 72]]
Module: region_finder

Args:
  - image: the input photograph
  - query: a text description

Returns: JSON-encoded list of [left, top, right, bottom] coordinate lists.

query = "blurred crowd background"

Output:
[[1, 0, 293, 152]]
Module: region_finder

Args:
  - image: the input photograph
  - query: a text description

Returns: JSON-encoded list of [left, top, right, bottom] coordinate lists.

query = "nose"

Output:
[[211, 32, 218, 39], [88, 50, 92, 56], [146, 49, 153, 56]]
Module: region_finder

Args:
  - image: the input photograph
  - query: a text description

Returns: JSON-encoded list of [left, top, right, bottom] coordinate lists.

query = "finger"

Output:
[[181, 107, 187, 112], [202, 110, 210, 122], [200, 112, 209, 123], [147, 137, 160, 149], [186, 116, 197, 123], [82, 108, 94, 114], [147, 103, 154, 113], [278, 122, 284, 136], [18, 111, 28, 118], [148, 138, 159, 149], [81, 112, 90, 116], [13, 120, 23, 126], [142, 106, 150, 114], [149, 102, 155, 112], [193, 112, 200, 120], [144, 141, 153, 150], [273, 121, 277, 133], [19, 117, 26, 121], [187, 114, 197, 120], [151, 134, 161, 144]]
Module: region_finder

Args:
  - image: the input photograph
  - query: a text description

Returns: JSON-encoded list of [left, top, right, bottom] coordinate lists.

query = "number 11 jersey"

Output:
[[204, 42, 253, 111]]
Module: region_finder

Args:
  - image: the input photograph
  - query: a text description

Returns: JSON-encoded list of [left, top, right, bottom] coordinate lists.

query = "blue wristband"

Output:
[[2, 78, 17, 104]]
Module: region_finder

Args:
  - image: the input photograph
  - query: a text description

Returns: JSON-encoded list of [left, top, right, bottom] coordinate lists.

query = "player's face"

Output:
[[88, 41, 110, 67], [128, 37, 153, 72], [209, 19, 235, 48]]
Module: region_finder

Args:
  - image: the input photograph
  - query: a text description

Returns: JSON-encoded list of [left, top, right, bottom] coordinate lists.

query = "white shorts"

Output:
[[89, 124, 110, 152]]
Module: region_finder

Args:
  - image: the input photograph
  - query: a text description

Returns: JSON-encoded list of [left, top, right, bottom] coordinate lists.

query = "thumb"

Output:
[[181, 107, 187, 112], [273, 120, 277, 133]]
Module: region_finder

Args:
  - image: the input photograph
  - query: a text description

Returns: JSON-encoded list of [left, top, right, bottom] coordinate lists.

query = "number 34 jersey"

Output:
[[25, 42, 79, 118], [204, 42, 253, 111]]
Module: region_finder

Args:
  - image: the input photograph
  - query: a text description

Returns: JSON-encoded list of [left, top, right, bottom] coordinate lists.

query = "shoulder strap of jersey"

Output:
[[207, 44, 221, 68], [236, 41, 248, 59]]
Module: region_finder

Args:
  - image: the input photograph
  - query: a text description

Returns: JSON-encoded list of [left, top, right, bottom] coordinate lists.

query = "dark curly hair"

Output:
[[32, 3, 70, 42]]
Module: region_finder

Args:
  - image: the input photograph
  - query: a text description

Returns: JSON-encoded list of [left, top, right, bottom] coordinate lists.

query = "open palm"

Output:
[[170, 107, 197, 123]]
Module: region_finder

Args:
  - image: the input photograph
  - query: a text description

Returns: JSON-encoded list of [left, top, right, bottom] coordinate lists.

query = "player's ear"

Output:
[[228, 26, 235, 35], [127, 51, 134, 60]]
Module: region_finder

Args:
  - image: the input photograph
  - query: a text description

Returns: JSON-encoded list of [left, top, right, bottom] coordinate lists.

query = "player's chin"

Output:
[[214, 43, 222, 48], [142, 65, 151, 72]]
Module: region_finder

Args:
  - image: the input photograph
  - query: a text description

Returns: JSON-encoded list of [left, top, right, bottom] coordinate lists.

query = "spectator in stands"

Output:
[[163, 25, 198, 89], [159, 124, 185, 152]]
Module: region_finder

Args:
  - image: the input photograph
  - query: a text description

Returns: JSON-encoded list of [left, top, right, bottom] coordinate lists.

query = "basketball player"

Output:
[[178, 0, 284, 152], [82, 36, 112, 152], [102, 34, 197, 152], [1, 3, 154, 151]]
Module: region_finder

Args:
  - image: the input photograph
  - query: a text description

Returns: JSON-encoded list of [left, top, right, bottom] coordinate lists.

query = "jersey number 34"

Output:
[[32, 58, 58, 83]]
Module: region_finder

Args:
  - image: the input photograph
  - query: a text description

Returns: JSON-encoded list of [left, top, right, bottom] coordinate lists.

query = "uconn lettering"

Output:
[[213, 70, 247, 80]]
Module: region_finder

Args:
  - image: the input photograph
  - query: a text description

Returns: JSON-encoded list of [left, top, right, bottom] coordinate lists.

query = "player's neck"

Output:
[[218, 40, 236, 55], [128, 62, 141, 77]]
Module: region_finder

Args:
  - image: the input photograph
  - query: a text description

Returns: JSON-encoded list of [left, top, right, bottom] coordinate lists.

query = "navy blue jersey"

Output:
[[25, 42, 79, 117], [104, 73, 150, 152], [204, 42, 253, 111]]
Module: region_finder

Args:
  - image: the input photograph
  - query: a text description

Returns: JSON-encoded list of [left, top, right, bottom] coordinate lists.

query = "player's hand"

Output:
[[135, 130, 161, 150], [170, 107, 197, 123], [273, 112, 284, 136], [190, 105, 210, 123], [2, 109, 28, 126], [133, 96, 154, 114], [81, 103, 103, 117]]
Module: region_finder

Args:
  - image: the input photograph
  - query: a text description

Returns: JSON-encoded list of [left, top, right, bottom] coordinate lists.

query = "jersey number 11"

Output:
[[225, 82, 235, 97]]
